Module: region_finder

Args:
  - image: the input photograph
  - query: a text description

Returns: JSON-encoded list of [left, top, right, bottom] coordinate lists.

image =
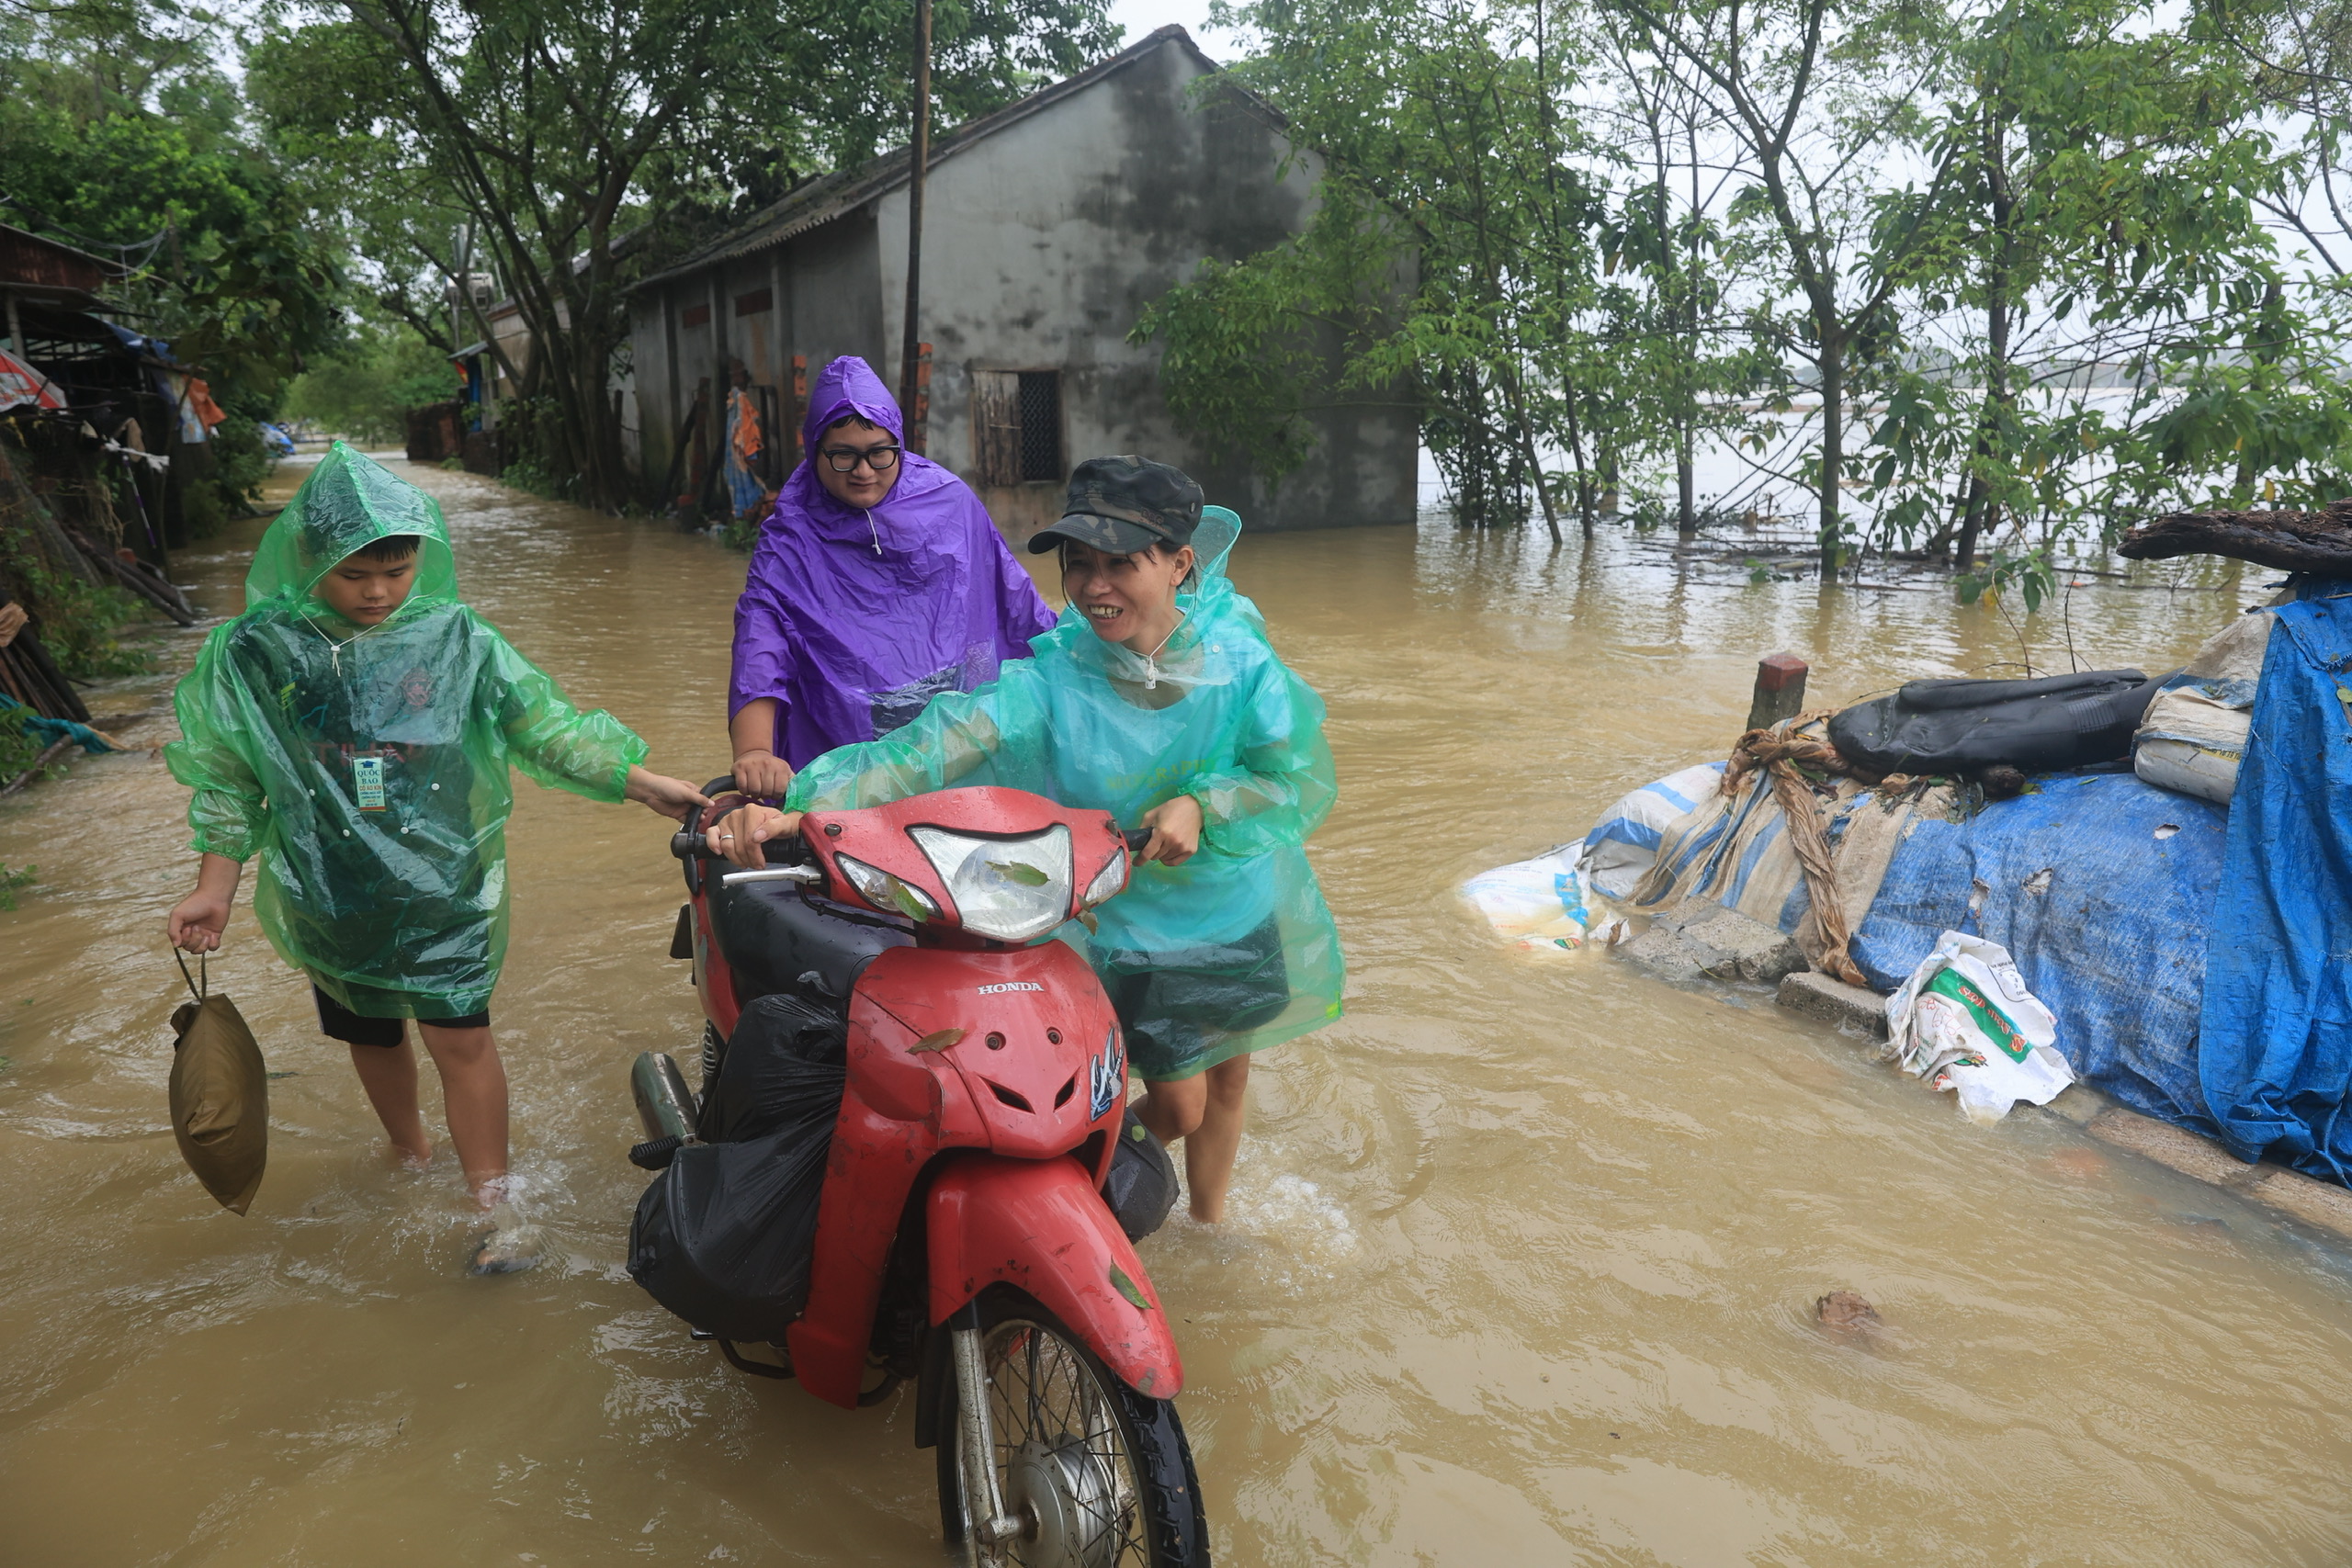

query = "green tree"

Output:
[[1599, 0, 1966, 569], [0, 0, 345, 426], [250, 0, 1117, 511], [1866, 0, 2341, 569]]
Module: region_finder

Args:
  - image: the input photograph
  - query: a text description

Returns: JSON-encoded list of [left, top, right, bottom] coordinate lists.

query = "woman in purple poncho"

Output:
[[727, 355, 1057, 795]]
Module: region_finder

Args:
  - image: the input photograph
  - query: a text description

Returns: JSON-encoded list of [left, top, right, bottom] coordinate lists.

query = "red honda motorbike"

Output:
[[628, 782, 1206, 1567]]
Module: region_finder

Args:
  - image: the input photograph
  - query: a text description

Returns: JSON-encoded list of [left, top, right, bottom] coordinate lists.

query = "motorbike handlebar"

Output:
[[674, 824, 1152, 862], [670, 828, 815, 864]]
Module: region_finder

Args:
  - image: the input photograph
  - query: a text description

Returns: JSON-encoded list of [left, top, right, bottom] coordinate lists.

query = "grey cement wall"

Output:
[[628, 32, 1416, 531]]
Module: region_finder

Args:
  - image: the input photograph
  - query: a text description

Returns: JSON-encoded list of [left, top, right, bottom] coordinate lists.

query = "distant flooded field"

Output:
[[2, 457, 2341, 1566]]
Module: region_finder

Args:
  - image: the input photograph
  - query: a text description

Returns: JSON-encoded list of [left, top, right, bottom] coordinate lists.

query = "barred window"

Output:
[[975, 368, 1064, 487]]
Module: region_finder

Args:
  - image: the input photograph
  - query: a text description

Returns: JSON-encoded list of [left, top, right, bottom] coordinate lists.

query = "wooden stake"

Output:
[[1746, 652, 1810, 733]]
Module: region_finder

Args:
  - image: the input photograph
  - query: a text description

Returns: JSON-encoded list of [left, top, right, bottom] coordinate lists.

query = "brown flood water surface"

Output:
[[2, 460, 2346, 1565]]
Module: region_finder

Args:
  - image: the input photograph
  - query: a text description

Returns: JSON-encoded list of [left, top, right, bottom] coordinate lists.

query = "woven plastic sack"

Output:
[[166, 954, 267, 1213], [2133, 609, 2273, 805], [1884, 931, 2072, 1124], [163, 443, 649, 1018], [783, 507, 1344, 1081]]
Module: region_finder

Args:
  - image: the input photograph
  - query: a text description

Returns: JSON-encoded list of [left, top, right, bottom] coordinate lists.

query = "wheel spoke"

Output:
[[974, 1314, 1155, 1567]]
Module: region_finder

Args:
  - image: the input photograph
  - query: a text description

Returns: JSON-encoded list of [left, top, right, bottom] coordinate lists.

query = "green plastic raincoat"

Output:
[[783, 508, 1343, 1078], [165, 443, 649, 1019]]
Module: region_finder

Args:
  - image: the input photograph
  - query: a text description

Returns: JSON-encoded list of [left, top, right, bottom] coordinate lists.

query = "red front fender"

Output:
[[928, 1154, 1184, 1399]]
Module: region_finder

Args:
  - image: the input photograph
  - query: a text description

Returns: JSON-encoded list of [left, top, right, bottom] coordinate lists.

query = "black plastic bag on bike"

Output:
[[628, 1053, 843, 1343], [696, 990, 845, 1145], [1105, 1105, 1178, 1242]]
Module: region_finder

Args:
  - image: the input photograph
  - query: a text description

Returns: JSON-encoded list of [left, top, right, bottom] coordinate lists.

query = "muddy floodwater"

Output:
[[6, 459, 2349, 1565]]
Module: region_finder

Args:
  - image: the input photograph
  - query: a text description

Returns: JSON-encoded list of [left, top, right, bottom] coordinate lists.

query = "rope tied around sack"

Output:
[[1723, 712, 1876, 987]]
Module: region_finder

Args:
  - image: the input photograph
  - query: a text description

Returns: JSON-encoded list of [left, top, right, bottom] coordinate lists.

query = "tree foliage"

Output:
[[249, 0, 1118, 511], [0, 0, 345, 405], [1147, 0, 2352, 569]]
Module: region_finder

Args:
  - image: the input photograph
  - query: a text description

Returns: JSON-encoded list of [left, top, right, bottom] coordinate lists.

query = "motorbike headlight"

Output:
[[908, 824, 1072, 943], [1080, 845, 1128, 909], [836, 853, 942, 922]]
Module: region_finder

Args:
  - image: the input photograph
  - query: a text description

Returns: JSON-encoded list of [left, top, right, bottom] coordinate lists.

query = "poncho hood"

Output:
[[729, 355, 1057, 767], [245, 441, 458, 612], [777, 355, 970, 549]]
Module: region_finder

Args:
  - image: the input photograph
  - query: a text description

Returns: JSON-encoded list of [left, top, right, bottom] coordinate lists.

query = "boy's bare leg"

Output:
[[346, 1035, 433, 1166], [415, 1022, 509, 1209], [1134, 1055, 1251, 1224]]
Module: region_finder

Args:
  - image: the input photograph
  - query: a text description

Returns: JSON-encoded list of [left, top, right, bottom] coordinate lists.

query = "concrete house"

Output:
[[624, 25, 1415, 540]]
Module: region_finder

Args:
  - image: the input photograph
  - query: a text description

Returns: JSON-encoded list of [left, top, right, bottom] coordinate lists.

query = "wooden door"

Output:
[[972, 369, 1021, 487]]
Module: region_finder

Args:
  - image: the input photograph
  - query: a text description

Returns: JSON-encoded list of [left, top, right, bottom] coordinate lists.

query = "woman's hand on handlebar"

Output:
[[707, 803, 804, 868], [1137, 794, 1203, 867], [731, 748, 796, 798]]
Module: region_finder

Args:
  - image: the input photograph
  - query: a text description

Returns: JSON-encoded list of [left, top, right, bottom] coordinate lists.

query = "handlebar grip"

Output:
[[1122, 829, 1152, 854], [671, 827, 815, 864]]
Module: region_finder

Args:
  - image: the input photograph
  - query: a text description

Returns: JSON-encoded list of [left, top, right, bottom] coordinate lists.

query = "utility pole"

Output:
[[898, 0, 932, 448]]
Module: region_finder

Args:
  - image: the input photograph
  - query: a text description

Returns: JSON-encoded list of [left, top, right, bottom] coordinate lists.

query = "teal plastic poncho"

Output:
[[165, 444, 650, 1019], [784, 508, 1343, 1079]]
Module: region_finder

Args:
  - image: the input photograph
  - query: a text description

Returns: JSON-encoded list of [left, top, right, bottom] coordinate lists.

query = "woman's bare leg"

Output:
[[416, 1022, 509, 1209], [346, 1034, 433, 1166], [1181, 1057, 1250, 1224], [1134, 1055, 1251, 1224]]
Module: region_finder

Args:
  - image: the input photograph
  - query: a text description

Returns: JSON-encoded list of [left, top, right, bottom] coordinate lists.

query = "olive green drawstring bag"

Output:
[[168, 953, 268, 1214]]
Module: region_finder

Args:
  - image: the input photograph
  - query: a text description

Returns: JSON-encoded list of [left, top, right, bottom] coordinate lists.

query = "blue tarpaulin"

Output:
[[1841, 773, 2228, 1136], [2198, 590, 2352, 1182]]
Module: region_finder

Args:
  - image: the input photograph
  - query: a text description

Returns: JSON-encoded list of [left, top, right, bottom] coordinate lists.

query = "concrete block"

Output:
[[2086, 1107, 2263, 1189], [2037, 1083, 2113, 1126], [1680, 909, 1805, 984], [1774, 968, 1889, 1040], [1622, 901, 1802, 987], [2241, 1167, 2352, 1243], [1619, 922, 1705, 985]]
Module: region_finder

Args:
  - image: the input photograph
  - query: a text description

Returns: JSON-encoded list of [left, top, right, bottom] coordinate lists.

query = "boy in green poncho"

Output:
[[164, 445, 707, 1272], [706, 457, 1344, 1224]]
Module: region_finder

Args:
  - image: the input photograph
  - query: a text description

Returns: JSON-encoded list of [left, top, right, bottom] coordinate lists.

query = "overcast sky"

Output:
[[1106, 0, 1238, 57]]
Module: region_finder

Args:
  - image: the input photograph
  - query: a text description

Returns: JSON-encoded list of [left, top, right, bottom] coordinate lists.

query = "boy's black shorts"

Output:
[[312, 987, 490, 1047]]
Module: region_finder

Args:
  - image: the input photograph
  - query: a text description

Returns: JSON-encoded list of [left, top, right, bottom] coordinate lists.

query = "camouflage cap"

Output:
[[1026, 455, 1205, 556]]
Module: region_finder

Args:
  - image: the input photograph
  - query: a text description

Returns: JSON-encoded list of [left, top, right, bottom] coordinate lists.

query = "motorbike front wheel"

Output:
[[935, 1290, 1209, 1568]]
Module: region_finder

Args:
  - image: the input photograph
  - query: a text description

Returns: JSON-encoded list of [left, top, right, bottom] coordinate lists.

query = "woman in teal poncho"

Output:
[[164, 445, 706, 1267], [708, 457, 1344, 1224]]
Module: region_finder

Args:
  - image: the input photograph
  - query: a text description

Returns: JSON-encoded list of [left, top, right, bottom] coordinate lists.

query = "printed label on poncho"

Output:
[[352, 753, 387, 811], [1926, 966, 2030, 1063]]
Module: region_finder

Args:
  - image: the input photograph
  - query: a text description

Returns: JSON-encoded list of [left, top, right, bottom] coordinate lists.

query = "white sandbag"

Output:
[[1884, 931, 2072, 1124], [2132, 610, 2272, 804], [1459, 843, 1623, 954], [1575, 761, 1724, 897], [2134, 734, 2242, 806]]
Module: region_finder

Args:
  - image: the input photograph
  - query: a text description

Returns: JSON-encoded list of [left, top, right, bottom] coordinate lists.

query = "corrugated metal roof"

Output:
[[632, 25, 1275, 293]]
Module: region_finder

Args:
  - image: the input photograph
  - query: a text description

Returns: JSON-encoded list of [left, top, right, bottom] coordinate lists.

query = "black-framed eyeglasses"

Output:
[[822, 443, 900, 474]]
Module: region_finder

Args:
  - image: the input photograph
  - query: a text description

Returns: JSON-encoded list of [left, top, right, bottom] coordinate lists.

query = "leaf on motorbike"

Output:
[[909, 1028, 966, 1055], [1077, 910, 1099, 934], [986, 859, 1050, 886], [1108, 1264, 1153, 1313]]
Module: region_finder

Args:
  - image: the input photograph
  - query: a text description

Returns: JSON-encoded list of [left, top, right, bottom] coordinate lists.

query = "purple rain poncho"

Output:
[[729, 356, 1057, 769]]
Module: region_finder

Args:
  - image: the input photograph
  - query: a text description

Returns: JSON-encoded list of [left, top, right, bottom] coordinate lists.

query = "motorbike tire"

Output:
[[934, 1289, 1209, 1567]]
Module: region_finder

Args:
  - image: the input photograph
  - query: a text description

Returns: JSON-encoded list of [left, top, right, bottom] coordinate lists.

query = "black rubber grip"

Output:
[[628, 1134, 684, 1170]]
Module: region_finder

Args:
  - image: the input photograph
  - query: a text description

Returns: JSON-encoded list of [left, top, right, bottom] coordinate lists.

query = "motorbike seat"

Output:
[[707, 877, 911, 1016]]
